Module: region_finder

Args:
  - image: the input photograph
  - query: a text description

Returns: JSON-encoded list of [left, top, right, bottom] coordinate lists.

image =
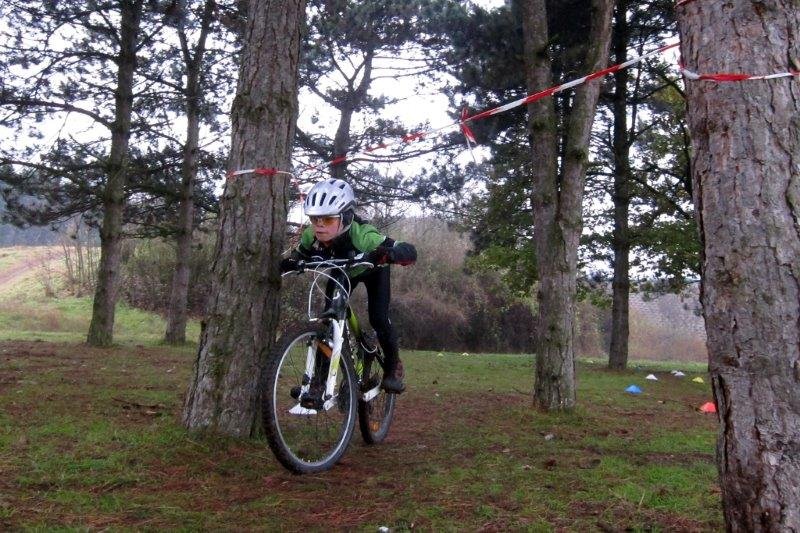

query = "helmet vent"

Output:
[[303, 178, 355, 217]]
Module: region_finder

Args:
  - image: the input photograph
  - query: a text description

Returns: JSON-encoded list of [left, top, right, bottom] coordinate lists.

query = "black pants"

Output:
[[353, 266, 399, 371], [327, 266, 399, 372]]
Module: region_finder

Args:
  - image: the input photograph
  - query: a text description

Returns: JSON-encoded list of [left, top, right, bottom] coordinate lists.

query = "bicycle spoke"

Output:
[[264, 325, 357, 472]]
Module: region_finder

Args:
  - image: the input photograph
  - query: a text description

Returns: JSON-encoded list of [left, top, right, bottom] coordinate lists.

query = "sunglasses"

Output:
[[309, 215, 341, 226]]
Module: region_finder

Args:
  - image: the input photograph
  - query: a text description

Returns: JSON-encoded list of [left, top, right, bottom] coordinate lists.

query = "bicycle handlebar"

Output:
[[280, 255, 376, 277]]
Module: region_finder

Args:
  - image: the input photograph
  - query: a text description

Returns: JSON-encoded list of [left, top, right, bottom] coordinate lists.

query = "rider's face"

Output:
[[310, 215, 342, 243]]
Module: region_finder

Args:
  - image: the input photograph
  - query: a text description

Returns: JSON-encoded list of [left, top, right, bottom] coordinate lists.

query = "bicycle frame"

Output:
[[283, 257, 382, 413]]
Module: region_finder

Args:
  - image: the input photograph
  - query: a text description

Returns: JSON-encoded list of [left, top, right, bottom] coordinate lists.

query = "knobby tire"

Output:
[[262, 322, 357, 474], [357, 349, 396, 444]]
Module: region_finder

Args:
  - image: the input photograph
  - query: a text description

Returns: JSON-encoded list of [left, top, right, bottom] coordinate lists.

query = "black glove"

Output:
[[367, 246, 395, 265], [279, 258, 300, 272]]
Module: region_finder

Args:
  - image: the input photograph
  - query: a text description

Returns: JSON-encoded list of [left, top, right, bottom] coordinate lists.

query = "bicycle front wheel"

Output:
[[262, 322, 358, 474], [358, 351, 396, 444]]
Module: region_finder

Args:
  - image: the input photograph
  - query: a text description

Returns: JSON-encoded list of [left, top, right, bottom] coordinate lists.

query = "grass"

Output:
[[0, 251, 722, 530], [0, 246, 49, 270], [0, 247, 201, 346], [0, 342, 722, 530], [0, 297, 201, 345]]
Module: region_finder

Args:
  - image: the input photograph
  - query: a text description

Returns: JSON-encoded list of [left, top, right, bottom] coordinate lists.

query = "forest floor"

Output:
[[0, 247, 722, 531], [0, 342, 721, 531]]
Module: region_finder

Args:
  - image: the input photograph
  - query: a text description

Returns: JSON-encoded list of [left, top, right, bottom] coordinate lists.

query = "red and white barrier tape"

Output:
[[231, 41, 680, 179], [327, 42, 681, 167], [228, 167, 281, 177], [466, 42, 679, 122], [680, 64, 800, 82], [229, 38, 798, 180]]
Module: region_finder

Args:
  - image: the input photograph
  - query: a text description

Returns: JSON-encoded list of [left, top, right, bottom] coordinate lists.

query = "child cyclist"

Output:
[[280, 178, 416, 393]]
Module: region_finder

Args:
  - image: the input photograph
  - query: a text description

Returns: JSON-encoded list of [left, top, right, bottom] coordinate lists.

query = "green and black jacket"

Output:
[[293, 221, 416, 278]]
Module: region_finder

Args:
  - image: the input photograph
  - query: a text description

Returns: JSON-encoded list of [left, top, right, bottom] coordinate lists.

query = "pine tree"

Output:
[[296, 0, 460, 209], [520, 0, 615, 409], [678, 1, 800, 527], [181, 0, 306, 437], [0, 0, 158, 346], [593, 0, 698, 370], [152, 0, 236, 344]]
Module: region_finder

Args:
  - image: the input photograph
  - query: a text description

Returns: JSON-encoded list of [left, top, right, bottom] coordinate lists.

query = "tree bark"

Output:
[[521, 0, 614, 410], [678, 1, 800, 529], [87, 0, 143, 347], [182, 0, 305, 437], [608, 0, 631, 371], [165, 0, 216, 345]]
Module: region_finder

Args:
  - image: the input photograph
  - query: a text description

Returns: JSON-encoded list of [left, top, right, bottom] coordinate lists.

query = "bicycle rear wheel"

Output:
[[358, 350, 396, 444], [262, 322, 357, 474]]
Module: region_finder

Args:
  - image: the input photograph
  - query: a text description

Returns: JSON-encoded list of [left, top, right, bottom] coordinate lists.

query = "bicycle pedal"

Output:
[[300, 395, 324, 410], [360, 375, 380, 392]]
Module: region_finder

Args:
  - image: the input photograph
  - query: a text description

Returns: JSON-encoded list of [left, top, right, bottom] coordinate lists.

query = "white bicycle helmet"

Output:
[[303, 178, 356, 216]]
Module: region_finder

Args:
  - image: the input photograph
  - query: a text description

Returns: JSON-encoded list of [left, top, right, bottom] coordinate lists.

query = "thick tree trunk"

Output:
[[331, 106, 354, 181], [87, 0, 142, 347], [330, 49, 373, 181], [165, 0, 215, 345], [522, 0, 614, 410], [678, 2, 800, 529], [182, 0, 305, 437], [608, 0, 631, 371]]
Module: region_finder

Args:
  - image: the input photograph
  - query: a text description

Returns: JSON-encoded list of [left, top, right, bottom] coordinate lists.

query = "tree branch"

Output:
[[0, 95, 112, 128]]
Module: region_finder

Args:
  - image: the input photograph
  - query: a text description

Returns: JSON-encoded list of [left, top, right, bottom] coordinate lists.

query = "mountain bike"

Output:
[[262, 255, 397, 474]]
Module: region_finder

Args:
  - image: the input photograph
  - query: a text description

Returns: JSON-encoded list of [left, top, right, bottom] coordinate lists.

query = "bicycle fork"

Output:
[[289, 319, 345, 415], [289, 318, 383, 415], [321, 319, 345, 409]]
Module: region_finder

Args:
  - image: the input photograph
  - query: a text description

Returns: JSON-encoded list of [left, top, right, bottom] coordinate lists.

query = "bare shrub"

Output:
[[388, 218, 536, 353], [32, 248, 61, 297], [393, 291, 469, 350], [60, 220, 98, 296], [120, 232, 214, 315], [121, 239, 170, 311]]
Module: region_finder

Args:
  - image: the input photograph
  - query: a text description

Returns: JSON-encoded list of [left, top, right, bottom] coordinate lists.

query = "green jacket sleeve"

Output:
[[349, 222, 387, 253]]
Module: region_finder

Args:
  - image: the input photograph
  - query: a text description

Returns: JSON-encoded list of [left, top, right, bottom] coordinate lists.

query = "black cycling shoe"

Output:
[[380, 375, 405, 394], [290, 381, 322, 400], [298, 382, 325, 410], [380, 359, 405, 394]]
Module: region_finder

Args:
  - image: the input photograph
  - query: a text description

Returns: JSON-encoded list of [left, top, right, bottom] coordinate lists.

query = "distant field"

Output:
[[0, 246, 61, 290], [0, 246, 200, 345], [629, 292, 708, 362]]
